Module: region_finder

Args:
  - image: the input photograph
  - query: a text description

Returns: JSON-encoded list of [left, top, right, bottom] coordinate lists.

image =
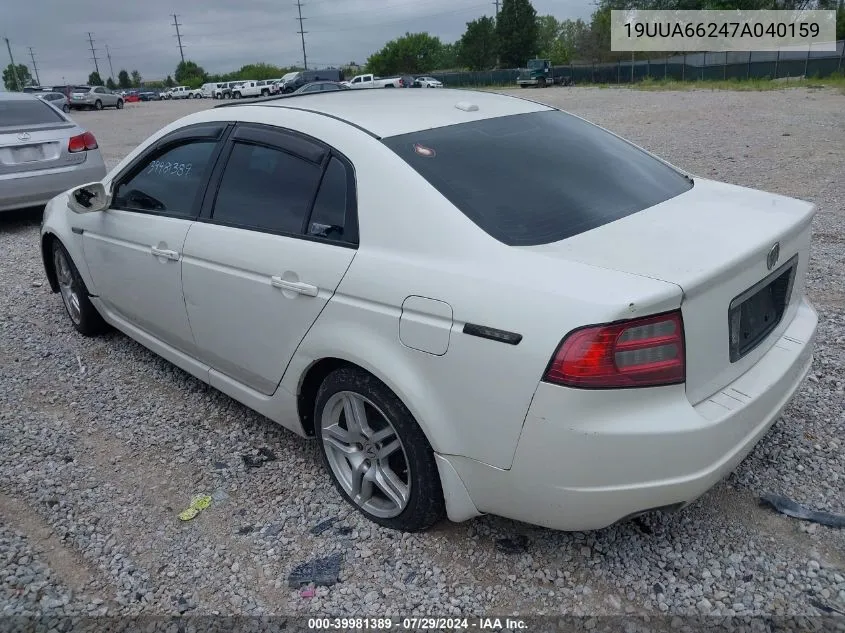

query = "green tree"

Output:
[[117, 69, 131, 89], [131, 70, 142, 87], [366, 32, 444, 75], [174, 60, 207, 88], [106, 77, 117, 90], [457, 17, 498, 70], [435, 42, 460, 70], [496, 0, 539, 67], [552, 18, 589, 63], [88, 71, 104, 86], [837, 2, 844, 40], [2, 63, 31, 91], [535, 15, 562, 59], [164, 75, 175, 87]]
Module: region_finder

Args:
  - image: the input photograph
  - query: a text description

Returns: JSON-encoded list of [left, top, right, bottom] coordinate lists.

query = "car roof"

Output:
[[237, 88, 552, 138]]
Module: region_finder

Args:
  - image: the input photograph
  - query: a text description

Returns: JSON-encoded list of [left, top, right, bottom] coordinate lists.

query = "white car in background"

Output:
[[201, 83, 222, 98], [415, 76, 443, 88], [39, 89, 817, 533], [346, 73, 404, 88], [230, 81, 263, 99]]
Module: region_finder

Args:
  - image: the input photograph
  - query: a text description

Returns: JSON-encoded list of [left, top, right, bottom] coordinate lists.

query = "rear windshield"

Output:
[[0, 100, 65, 126], [382, 110, 693, 246]]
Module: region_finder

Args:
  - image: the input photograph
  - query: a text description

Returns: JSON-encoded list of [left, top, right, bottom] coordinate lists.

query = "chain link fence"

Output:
[[432, 40, 845, 87]]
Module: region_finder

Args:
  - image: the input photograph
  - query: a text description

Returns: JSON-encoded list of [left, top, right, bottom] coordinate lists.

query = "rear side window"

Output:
[[212, 142, 322, 234], [0, 100, 65, 126], [382, 110, 693, 246], [307, 156, 354, 242]]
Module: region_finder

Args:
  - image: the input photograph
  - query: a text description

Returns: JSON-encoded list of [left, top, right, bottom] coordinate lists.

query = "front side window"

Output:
[[211, 142, 322, 234], [382, 110, 693, 247], [113, 141, 218, 218]]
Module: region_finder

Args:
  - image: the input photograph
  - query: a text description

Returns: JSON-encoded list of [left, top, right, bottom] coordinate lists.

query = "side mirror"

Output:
[[68, 182, 110, 214]]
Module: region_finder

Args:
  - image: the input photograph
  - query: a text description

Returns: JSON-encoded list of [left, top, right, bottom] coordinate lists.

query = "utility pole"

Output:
[[105, 44, 115, 81], [172, 14, 185, 64], [87, 32, 101, 76], [28, 47, 41, 85], [493, 0, 500, 14], [4, 38, 21, 90], [295, 0, 308, 70]]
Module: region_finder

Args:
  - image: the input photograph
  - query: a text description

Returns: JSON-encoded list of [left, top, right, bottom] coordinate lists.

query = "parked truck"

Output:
[[230, 80, 264, 99], [346, 73, 405, 89], [516, 59, 573, 88]]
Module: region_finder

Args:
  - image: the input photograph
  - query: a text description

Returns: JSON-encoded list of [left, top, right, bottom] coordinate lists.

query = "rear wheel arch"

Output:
[[294, 354, 453, 457]]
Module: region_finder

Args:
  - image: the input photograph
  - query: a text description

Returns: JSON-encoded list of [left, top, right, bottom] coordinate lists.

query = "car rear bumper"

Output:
[[0, 155, 107, 212], [442, 296, 817, 531]]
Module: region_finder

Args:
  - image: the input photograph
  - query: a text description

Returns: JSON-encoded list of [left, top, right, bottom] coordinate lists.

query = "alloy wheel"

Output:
[[320, 391, 411, 518], [54, 248, 81, 325]]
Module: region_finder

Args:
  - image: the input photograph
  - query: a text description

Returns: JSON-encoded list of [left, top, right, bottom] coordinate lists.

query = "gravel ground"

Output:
[[1, 88, 844, 623]]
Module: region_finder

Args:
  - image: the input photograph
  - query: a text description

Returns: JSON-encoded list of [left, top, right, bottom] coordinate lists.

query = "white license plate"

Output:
[[72, 94, 84, 99], [13, 146, 42, 163]]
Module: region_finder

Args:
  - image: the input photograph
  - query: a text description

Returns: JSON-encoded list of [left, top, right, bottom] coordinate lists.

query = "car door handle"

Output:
[[150, 246, 180, 261], [270, 276, 318, 297]]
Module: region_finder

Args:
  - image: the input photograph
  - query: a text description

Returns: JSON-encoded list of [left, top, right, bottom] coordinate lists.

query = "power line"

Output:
[[87, 32, 101, 76], [105, 44, 115, 80], [28, 47, 41, 85], [4, 38, 22, 90], [172, 14, 185, 64], [295, 0, 308, 70]]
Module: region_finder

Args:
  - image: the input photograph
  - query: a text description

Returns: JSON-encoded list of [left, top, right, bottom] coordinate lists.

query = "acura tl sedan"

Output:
[[1, 93, 106, 213], [39, 89, 817, 532]]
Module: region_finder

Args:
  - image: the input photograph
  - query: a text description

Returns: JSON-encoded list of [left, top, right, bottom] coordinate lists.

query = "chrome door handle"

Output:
[[151, 246, 180, 261], [270, 276, 318, 297]]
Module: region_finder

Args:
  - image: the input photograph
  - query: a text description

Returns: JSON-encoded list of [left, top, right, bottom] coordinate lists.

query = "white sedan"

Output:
[[39, 89, 817, 533], [415, 76, 443, 88]]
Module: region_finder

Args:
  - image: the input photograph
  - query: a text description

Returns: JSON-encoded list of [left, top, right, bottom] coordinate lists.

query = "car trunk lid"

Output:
[[524, 178, 815, 404], [0, 124, 79, 176]]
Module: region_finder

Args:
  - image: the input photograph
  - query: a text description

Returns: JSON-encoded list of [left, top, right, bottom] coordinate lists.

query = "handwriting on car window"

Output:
[[146, 160, 193, 177]]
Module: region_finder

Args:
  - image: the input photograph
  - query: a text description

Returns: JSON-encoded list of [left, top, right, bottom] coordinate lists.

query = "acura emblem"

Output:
[[17, 132, 31, 141], [766, 242, 780, 271]]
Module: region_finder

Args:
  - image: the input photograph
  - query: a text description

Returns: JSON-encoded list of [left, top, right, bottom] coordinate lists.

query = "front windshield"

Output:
[[527, 59, 545, 69]]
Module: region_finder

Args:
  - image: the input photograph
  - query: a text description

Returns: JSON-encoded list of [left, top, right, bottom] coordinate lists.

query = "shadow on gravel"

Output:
[[0, 206, 44, 231]]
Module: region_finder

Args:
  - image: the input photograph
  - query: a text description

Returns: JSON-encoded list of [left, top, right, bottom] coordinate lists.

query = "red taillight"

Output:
[[544, 310, 685, 389], [68, 131, 98, 153]]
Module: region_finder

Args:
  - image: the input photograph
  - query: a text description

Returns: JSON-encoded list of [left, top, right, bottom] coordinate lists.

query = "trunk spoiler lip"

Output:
[[0, 122, 76, 135]]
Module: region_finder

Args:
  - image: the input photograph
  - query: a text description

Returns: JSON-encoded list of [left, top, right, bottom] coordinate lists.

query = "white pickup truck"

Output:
[[345, 73, 404, 89], [230, 80, 265, 99]]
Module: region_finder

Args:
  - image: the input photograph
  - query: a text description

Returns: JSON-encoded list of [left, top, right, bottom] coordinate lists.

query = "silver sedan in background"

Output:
[[0, 93, 107, 213]]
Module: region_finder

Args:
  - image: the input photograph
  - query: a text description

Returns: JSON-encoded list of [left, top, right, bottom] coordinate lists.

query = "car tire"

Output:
[[50, 240, 108, 337], [314, 366, 445, 532], [94, 100, 103, 110], [62, 104, 70, 113], [116, 99, 124, 109], [233, 92, 241, 99], [261, 89, 269, 97]]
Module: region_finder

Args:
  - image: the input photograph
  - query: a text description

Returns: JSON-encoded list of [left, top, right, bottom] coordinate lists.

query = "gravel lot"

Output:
[[1, 88, 844, 623]]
